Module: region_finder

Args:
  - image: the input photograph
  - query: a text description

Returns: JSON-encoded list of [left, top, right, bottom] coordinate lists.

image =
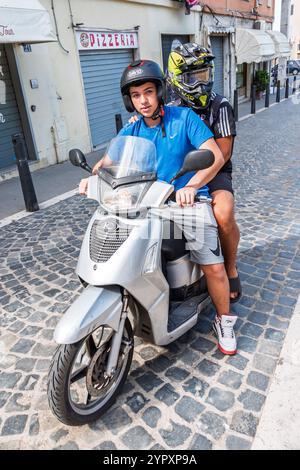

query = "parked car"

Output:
[[286, 60, 300, 75]]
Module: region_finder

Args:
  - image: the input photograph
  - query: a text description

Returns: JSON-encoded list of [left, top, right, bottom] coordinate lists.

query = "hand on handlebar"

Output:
[[175, 187, 196, 207]]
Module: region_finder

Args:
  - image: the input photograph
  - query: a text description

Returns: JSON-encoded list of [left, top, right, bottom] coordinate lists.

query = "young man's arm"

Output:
[[92, 154, 113, 175], [192, 100, 236, 184], [176, 137, 224, 207], [213, 101, 236, 164], [215, 136, 234, 163], [79, 154, 113, 196]]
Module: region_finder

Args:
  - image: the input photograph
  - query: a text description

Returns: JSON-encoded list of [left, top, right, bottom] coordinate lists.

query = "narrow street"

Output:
[[0, 96, 299, 450]]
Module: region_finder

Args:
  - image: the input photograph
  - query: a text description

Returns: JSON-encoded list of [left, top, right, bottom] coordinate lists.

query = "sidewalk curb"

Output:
[[0, 189, 77, 229], [238, 90, 300, 122], [252, 294, 300, 450]]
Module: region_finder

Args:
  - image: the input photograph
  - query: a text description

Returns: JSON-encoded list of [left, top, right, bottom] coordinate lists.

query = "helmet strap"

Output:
[[150, 105, 166, 137], [150, 105, 161, 120]]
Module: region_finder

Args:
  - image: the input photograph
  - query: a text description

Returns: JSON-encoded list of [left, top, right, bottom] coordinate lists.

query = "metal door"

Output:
[[210, 36, 224, 95], [79, 49, 133, 148]]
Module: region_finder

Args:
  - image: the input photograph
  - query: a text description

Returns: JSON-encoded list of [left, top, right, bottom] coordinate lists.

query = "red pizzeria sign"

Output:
[[76, 31, 138, 50]]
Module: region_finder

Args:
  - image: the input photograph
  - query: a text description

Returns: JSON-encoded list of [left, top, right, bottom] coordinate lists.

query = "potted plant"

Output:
[[253, 70, 270, 99]]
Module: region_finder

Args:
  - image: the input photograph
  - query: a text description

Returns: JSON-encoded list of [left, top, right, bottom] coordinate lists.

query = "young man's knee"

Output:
[[214, 206, 235, 232], [202, 263, 227, 280]]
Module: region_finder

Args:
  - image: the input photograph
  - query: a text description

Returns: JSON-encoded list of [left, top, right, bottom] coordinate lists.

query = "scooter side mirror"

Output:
[[170, 149, 215, 182], [69, 149, 92, 173]]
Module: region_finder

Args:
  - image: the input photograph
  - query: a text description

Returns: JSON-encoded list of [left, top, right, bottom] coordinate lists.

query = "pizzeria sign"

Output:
[[76, 31, 138, 50]]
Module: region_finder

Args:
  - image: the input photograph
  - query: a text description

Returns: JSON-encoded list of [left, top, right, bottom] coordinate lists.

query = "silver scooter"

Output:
[[47, 135, 215, 425]]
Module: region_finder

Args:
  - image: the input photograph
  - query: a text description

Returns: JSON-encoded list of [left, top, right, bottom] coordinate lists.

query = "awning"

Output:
[[266, 30, 290, 57], [0, 0, 56, 44], [235, 28, 275, 64], [207, 26, 235, 35]]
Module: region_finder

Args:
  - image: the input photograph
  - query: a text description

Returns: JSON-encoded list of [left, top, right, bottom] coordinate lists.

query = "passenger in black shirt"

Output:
[[167, 42, 241, 303]]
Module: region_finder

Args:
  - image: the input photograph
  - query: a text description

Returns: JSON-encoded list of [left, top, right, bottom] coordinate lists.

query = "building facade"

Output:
[[289, 2, 300, 59], [0, 0, 289, 177]]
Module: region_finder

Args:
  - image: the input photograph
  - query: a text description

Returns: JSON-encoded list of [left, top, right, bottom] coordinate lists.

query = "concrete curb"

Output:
[[0, 189, 77, 228], [252, 294, 300, 450]]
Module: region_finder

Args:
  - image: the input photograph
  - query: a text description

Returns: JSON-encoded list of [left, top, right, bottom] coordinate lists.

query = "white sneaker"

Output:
[[213, 314, 237, 355]]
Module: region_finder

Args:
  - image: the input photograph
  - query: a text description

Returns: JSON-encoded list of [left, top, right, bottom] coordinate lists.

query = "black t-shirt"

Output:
[[168, 91, 236, 173]]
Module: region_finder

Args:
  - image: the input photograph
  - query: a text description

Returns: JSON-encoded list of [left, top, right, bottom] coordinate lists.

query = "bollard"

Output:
[[285, 77, 289, 98], [293, 75, 297, 94], [12, 133, 39, 212], [233, 89, 238, 122], [265, 82, 270, 108], [276, 80, 281, 102], [115, 114, 123, 134], [251, 85, 256, 114]]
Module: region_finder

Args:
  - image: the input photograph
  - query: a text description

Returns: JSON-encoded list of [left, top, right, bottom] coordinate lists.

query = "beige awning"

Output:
[[235, 28, 275, 64], [266, 30, 290, 57], [0, 0, 56, 44]]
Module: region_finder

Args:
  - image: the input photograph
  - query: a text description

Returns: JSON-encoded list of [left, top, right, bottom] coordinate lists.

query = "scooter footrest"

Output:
[[168, 293, 208, 332]]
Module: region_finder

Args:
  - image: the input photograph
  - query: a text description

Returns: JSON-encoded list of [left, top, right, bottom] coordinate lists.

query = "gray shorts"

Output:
[[157, 202, 224, 266]]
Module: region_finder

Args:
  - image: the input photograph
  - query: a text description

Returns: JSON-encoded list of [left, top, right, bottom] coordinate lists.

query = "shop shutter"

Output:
[[210, 36, 224, 96], [79, 49, 133, 148], [0, 45, 23, 170]]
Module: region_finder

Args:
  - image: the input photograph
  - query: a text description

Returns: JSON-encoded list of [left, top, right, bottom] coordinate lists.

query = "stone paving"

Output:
[[0, 96, 300, 450]]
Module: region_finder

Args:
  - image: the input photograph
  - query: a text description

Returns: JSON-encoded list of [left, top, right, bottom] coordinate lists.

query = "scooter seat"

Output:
[[161, 220, 188, 262]]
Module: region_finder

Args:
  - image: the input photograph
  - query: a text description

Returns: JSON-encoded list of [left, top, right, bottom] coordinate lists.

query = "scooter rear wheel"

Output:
[[47, 319, 133, 425]]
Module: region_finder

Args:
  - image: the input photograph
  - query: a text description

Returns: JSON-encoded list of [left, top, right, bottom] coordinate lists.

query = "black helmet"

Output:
[[167, 42, 215, 110], [120, 60, 165, 112]]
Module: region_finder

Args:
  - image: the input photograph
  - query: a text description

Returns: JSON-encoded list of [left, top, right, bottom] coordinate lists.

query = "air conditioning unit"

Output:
[[253, 20, 266, 30]]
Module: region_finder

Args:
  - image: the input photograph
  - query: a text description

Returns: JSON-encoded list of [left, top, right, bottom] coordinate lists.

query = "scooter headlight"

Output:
[[100, 180, 147, 212]]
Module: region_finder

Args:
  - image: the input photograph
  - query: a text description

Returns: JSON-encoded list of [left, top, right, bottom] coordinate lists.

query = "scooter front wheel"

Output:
[[47, 319, 134, 426]]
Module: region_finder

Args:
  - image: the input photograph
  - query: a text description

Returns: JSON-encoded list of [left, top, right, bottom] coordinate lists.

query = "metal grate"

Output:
[[89, 218, 132, 263]]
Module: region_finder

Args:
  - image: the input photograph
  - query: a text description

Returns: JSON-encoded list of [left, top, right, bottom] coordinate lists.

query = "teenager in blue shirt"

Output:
[[80, 60, 238, 355]]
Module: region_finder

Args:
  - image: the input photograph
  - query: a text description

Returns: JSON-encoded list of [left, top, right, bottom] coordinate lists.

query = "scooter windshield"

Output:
[[104, 135, 157, 180], [99, 136, 157, 212]]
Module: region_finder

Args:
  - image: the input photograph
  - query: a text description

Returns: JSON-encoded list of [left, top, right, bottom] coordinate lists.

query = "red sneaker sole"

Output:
[[218, 343, 237, 356]]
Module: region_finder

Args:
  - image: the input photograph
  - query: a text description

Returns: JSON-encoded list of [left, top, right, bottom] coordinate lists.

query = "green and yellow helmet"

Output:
[[167, 42, 215, 110]]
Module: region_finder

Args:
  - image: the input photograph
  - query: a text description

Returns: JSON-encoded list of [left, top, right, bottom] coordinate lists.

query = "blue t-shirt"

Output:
[[119, 105, 213, 197]]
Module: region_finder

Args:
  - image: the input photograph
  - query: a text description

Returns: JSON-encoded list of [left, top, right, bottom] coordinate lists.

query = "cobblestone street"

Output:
[[0, 97, 299, 450]]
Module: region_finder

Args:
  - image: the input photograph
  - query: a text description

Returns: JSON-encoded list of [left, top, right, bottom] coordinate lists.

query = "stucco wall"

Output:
[[289, 1, 300, 58]]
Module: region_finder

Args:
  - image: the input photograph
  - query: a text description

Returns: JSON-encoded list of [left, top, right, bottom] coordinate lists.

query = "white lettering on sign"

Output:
[[76, 31, 138, 50], [0, 113, 6, 123]]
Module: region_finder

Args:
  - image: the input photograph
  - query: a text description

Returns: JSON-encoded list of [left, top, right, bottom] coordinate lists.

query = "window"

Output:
[[267, 0, 272, 7], [291, 4, 294, 15], [298, 43, 300, 51]]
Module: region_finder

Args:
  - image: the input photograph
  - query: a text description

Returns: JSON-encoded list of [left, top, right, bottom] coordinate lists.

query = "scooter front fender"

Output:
[[54, 286, 123, 344]]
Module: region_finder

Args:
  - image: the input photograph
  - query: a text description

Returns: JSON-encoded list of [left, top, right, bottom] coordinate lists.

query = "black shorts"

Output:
[[207, 172, 234, 196]]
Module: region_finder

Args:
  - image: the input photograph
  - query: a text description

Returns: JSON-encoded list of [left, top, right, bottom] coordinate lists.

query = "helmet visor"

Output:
[[182, 67, 212, 87]]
